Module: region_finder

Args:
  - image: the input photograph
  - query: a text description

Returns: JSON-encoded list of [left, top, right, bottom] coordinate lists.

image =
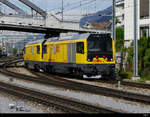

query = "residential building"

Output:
[[116, 0, 150, 47], [116, 0, 124, 27]]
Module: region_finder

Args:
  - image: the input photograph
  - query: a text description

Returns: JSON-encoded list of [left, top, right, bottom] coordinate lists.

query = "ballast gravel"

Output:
[[59, 77, 150, 96], [0, 92, 64, 113], [7, 67, 37, 77], [8, 67, 150, 96], [0, 72, 150, 113]]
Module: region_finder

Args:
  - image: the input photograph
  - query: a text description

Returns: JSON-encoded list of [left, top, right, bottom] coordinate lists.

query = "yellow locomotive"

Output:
[[24, 33, 116, 79]]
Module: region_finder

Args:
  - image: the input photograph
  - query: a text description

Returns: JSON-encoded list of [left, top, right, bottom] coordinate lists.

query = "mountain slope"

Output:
[[80, 6, 112, 27]]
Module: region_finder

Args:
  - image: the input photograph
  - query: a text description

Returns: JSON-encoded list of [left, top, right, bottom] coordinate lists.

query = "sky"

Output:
[[0, 0, 118, 21]]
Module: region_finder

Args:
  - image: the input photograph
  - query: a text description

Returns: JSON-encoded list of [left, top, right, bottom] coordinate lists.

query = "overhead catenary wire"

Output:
[[49, 0, 90, 12], [55, 0, 96, 14]]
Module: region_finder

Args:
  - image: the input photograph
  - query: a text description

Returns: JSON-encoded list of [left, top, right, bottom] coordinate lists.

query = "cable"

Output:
[[49, 0, 89, 12], [55, 0, 96, 14]]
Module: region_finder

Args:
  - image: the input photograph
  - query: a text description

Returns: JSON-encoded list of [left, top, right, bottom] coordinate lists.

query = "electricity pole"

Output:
[[62, 0, 64, 21], [112, 0, 116, 46], [113, 0, 121, 81], [133, 0, 140, 80]]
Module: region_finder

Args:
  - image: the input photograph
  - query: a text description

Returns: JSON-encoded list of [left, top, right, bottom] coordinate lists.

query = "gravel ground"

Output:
[[0, 67, 65, 113], [0, 72, 150, 113], [0, 92, 64, 113], [8, 67, 150, 96], [7, 68, 37, 77], [60, 77, 150, 96]]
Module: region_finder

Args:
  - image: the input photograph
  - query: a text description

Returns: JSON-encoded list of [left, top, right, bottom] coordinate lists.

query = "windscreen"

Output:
[[87, 34, 113, 61], [88, 37, 112, 52]]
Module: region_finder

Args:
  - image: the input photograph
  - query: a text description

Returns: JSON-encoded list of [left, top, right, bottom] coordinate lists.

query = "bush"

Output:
[[13, 48, 17, 55], [116, 27, 124, 52], [119, 71, 133, 79], [139, 75, 150, 83], [126, 37, 150, 78]]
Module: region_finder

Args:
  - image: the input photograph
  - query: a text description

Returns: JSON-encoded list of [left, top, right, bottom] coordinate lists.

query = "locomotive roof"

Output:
[[46, 33, 91, 42], [26, 33, 110, 46], [25, 39, 44, 46]]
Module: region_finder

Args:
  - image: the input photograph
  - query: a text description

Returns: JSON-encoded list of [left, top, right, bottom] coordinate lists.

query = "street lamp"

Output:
[[62, 0, 64, 21]]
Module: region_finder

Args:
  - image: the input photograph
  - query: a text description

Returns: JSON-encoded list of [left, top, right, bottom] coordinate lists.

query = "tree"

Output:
[[116, 27, 124, 52], [13, 48, 17, 55], [126, 37, 150, 76]]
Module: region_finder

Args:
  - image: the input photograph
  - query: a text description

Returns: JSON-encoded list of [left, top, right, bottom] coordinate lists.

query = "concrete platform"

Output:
[[132, 76, 141, 81]]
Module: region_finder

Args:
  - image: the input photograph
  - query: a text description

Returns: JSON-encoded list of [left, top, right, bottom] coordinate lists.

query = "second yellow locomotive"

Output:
[[24, 33, 116, 79]]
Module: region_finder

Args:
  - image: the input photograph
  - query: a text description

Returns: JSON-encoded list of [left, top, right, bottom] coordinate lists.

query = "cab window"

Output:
[[37, 45, 40, 54], [76, 42, 84, 54], [43, 45, 47, 54]]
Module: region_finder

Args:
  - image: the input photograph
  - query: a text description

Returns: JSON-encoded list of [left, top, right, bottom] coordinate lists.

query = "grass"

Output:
[[118, 71, 133, 79], [119, 71, 150, 83], [138, 75, 150, 83]]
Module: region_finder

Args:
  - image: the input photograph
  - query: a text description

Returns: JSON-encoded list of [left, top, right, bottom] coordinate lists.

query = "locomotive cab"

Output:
[[82, 34, 115, 79], [87, 34, 113, 62]]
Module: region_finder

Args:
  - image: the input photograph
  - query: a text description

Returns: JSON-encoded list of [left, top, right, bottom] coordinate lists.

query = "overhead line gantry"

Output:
[[0, 0, 25, 15]]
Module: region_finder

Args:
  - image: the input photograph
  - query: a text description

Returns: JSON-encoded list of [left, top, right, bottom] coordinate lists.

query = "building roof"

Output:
[[87, 22, 111, 30], [80, 6, 112, 28]]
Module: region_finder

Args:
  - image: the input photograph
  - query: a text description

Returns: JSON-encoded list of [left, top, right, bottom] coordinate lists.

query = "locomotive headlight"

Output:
[[111, 59, 113, 61]]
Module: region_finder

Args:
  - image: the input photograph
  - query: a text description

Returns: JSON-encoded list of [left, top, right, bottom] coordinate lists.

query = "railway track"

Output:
[[0, 59, 124, 113], [3, 57, 150, 90], [1, 59, 150, 106], [0, 56, 23, 67], [96, 80, 150, 90], [0, 81, 121, 113], [39, 72, 150, 90], [32, 72, 150, 104]]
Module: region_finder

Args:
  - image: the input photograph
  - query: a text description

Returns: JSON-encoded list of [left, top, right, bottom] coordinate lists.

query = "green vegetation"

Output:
[[116, 26, 150, 82], [116, 27, 124, 52], [138, 75, 150, 83], [13, 48, 17, 55], [118, 71, 133, 79], [126, 37, 150, 81]]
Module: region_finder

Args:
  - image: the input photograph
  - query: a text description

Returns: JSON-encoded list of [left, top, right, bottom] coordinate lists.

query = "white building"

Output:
[[116, 0, 150, 47], [116, 0, 124, 27]]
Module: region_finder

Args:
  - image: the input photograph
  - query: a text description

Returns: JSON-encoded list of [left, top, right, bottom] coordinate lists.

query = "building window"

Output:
[[43, 45, 47, 54], [76, 42, 84, 54], [122, 14, 124, 20], [37, 45, 40, 54], [140, 26, 149, 37]]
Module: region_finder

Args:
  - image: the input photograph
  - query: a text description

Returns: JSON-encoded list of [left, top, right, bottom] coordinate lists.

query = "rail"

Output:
[[0, 59, 124, 113]]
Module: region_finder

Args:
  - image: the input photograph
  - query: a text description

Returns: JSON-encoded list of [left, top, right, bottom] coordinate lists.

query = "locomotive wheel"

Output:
[[45, 66, 52, 73], [24, 63, 28, 68], [68, 68, 75, 74], [34, 65, 39, 72], [51, 67, 55, 73]]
